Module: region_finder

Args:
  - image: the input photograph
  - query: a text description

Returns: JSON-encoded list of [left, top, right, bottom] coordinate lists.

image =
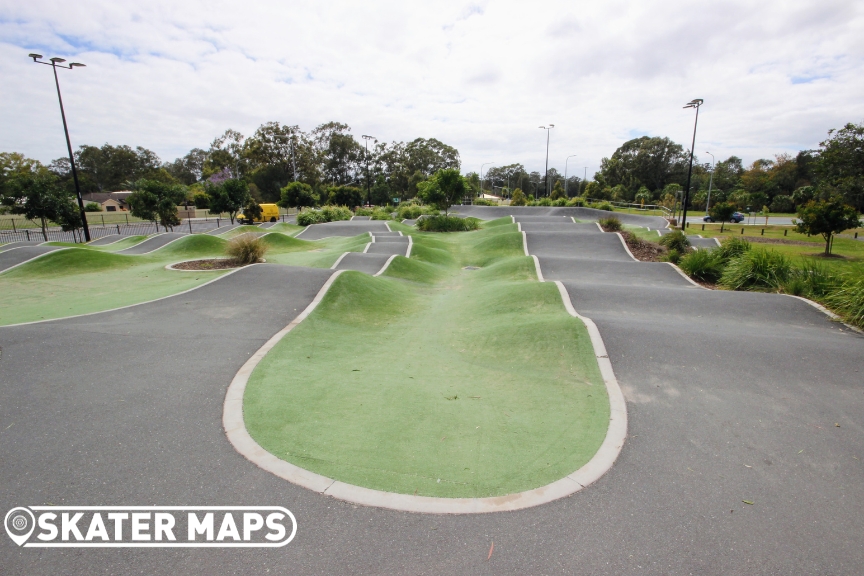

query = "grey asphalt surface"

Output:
[[87, 234, 124, 246], [296, 220, 391, 240], [334, 252, 392, 274], [0, 245, 66, 274], [0, 241, 43, 253], [116, 233, 188, 254], [205, 223, 244, 235], [2, 207, 862, 574]]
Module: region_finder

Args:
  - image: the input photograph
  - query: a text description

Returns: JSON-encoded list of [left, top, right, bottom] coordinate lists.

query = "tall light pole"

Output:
[[29, 54, 91, 241], [539, 124, 554, 197], [564, 154, 577, 197], [680, 99, 703, 230], [480, 162, 495, 198], [704, 151, 715, 215], [361, 135, 375, 206]]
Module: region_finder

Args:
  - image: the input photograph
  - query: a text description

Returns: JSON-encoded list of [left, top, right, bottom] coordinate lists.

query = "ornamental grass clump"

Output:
[[720, 249, 791, 290], [823, 279, 864, 329], [598, 216, 622, 232], [417, 215, 480, 232], [226, 234, 269, 265], [781, 260, 840, 297], [659, 230, 691, 253], [296, 206, 353, 226], [678, 249, 725, 283]]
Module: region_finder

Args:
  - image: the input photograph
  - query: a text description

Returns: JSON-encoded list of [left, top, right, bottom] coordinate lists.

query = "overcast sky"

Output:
[[2, 0, 863, 178]]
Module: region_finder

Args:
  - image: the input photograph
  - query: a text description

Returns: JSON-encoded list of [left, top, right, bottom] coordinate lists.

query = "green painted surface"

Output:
[[244, 220, 609, 498]]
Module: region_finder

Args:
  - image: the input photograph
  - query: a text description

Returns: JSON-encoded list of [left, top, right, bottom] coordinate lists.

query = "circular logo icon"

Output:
[[4, 507, 36, 546]]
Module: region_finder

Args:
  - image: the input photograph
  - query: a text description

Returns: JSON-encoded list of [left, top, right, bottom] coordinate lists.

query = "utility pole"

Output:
[[680, 99, 704, 230], [539, 124, 555, 196], [29, 54, 91, 241], [704, 151, 715, 215], [361, 135, 375, 206]]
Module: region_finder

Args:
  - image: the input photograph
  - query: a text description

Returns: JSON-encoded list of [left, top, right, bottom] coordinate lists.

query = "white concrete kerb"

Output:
[[405, 235, 413, 258]]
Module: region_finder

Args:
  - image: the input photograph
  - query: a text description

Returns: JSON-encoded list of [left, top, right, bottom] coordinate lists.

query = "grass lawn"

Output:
[[0, 231, 354, 325], [243, 218, 609, 498]]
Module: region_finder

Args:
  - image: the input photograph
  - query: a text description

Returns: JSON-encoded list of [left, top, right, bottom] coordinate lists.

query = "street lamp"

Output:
[[29, 53, 91, 241], [564, 154, 577, 197], [704, 151, 715, 215], [480, 162, 495, 199], [361, 135, 375, 206], [680, 99, 703, 230], [539, 124, 555, 197]]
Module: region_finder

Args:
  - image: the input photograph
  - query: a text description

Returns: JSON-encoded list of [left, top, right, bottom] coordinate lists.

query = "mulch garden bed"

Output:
[[619, 231, 667, 262], [171, 259, 244, 270]]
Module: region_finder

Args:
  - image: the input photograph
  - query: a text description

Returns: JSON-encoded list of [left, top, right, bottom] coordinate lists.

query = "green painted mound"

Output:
[[5, 248, 135, 277], [260, 232, 315, 252], [157, 234, 227, 258]]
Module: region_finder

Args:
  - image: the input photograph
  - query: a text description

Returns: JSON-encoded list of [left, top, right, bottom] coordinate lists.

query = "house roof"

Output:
[[82, 191, 132, 205]]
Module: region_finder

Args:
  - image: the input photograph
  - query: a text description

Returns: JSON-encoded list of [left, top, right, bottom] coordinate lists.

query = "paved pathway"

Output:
[[115, 233, 187, 254], [2, 207, 862, 574], [295, 220, 391, 240]]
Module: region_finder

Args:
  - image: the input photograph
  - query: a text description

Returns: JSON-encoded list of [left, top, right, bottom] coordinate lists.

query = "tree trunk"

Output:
[[40, 217, 48, 242], [825, 233, 832, 256]]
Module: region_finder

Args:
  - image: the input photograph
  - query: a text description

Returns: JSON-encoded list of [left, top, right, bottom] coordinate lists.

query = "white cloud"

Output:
[[2, 0, 863, 177]]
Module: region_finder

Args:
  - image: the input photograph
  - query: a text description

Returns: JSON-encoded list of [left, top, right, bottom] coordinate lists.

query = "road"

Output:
[[2, 211, 862, 574]]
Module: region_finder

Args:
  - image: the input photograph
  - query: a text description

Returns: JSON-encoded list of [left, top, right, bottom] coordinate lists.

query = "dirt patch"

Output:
[[731, 236, 817, 246], [620, 231, 666, 262], [171, 259, 244, 270]]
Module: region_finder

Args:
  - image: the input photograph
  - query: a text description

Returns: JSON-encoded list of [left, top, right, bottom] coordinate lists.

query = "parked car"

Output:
[[704, 212, 745, 223]]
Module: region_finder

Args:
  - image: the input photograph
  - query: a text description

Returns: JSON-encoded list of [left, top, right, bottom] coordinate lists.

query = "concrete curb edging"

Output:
[[785, 295, 864, 335], [613, 232, 638, 262], [373, 255, 398, 277], [522, 231, 529, 256], [405, 235, 413, 258], [666, 263, 710, 290], [330, 252, 349, 269], [222, 255, 629, 513]]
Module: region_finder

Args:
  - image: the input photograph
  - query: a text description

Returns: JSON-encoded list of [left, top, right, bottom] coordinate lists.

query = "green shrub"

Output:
[[536, 197, 552, 207], [566, 197, 585, 207], [397, 204, 437, 220], [824, 278, 864, 329], [416, 215, 480, 232], [664, 248, 682, 264], [84, 202, 102, 212], [714, 236, 751, 261], [659, 230, 691, 252], [769, 195, 795, 213], [592, 202, 614, 211], [598, 216, 622, 231], [551, 198, 568, 207], [510, 189, 527, 206], [226, 234, 268, 265], [781, 261, 839, 297], [473, 198, 498, 206], [354, 207, 373, 216], [678, 249, 725, 283], [370, 207, 393, 220], [295, 205, 352, 226], [720, 249, 791, 290]]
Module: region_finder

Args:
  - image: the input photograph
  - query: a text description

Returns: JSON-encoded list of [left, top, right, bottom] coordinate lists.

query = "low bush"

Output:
[[370, 207, 393, 220], [678, 249, 725, 283], [296, 205, 353, 226], [720, 249, 791, 290], [781, 261, 839, 297], [714, 237, 751, 261], [598, 216, 622, 231], [664, 248, 682, 264], [84, 202, 102, 212], [566, 197, 585, 207], [824, 278, 864, 329], [536, 197, 552, 206], [659, 230, 691, 252], [354, 207, 373, 216], [416, 215, 480, 232], [226, 234, 268, 265], [473, 198, 498, 206], [551, 198, 568, 207], [396, 203, 437, 220], [592, 202, 614, 211]]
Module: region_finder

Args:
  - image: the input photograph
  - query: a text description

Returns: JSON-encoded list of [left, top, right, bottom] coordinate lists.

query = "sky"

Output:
[[2, 0, 863, 179]]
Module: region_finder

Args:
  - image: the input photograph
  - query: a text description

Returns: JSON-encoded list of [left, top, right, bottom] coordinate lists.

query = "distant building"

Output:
[[81, 191, 133, 212]]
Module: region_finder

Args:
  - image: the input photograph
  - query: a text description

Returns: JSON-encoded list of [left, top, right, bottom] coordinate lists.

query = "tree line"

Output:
[[587, 122, 864, 213]]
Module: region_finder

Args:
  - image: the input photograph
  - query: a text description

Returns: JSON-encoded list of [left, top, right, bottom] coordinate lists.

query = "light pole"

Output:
[[704, 151, 715, 215], [29, 54, 91, 241], [680, 99, 703, 230], [583, 167, 588, 196], [539, 124, 554, 197], [564, 154, 577, 197], [361, 135, 375, 206], [480, 162, 495, 199]]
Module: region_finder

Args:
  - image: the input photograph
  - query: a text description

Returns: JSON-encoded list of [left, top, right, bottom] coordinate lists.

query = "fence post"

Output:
[[125, 214, 129, 225], [188, 219, 193, 234], [217, 218, 220, 228], [11, 219, 16, 233], [784, 229, 788, 236], [101, 215, 105, 226], [761, 229, 764, 236], [26, 229, 30, 241], [741, 228, 744, 235]]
